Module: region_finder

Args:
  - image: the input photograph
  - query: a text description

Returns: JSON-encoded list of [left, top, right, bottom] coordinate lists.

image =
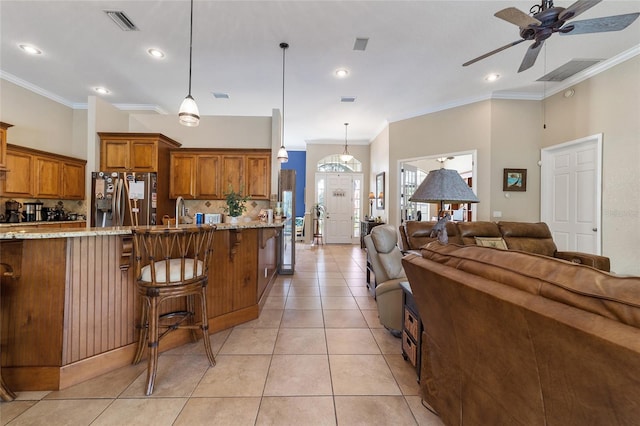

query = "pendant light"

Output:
[[340, 122, 353, 162], [277, 42, 289, 163], [178, 0, 200, 127]]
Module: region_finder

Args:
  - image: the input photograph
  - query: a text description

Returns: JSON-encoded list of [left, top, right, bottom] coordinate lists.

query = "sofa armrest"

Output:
[[554, 251, 610, 272], [375, 278, 407, 297]]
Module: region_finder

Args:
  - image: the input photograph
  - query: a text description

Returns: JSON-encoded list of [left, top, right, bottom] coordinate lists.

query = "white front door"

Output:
[[324, 173, 354, 244], [541, 134, 602, 255]]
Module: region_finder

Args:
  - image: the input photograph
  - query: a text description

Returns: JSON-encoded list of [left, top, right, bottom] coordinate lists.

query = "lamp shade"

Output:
[[409, 169, 479, 204], [368, 192, 375, 200], [277, 146, 289, 163], [178, 95, 200, 127]]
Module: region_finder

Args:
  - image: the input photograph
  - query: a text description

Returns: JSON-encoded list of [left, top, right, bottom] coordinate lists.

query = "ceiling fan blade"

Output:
[[518, 41, 545, 73], [560, 13, 640, 35], [463, 39, 526, 67], [495, 7, 541, 28], [558, 0, 602, 21]]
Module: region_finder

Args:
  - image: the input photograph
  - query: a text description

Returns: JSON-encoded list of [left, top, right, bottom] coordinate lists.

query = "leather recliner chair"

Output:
[[363, 224, 406, 336]]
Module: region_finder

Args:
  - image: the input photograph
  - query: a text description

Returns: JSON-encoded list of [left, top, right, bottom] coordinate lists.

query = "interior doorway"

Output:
[[399, 151, 477, 223], [541, 134, 602, 255]]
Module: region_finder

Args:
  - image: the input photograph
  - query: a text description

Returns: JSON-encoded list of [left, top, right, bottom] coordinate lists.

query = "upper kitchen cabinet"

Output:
[[98, 133, 181, 172], [1, 144, 86, 200], [169, 152, 222, 199], [169, 149, 271, 200], [0, 122, 13, 172]]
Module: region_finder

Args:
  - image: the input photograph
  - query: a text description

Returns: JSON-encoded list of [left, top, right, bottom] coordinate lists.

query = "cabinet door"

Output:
[[0, 127, 7, 169], [1, 150, 33, 196], [101, 140, 130, 171], [61, 161, 85, 199], [129, 140, 157, 171], [34, 156, 61, 198], [221, 155, 245, 195], [246, 155, 270, 199], [169, 153, 196, 198], [196, 155, 221, 199]]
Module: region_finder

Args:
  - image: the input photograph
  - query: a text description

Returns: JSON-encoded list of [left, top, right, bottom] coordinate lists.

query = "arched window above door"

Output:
[[317, 154, 362, 172]]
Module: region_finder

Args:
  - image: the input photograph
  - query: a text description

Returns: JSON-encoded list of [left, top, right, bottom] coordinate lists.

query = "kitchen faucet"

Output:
[[175, 196, 185, 228]]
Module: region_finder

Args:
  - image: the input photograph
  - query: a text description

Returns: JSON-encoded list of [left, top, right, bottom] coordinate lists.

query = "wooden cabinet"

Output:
[[99, 133, 180, 172], [0, 122, 12, 172], [2, 149, 32, 197], [1, 145, 86, 200], [169, 149, 270, 200], [246, 155, 270, 199]]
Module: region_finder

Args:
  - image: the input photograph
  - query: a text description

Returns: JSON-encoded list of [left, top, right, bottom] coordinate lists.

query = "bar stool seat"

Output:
[[131, 225, 216, 395]]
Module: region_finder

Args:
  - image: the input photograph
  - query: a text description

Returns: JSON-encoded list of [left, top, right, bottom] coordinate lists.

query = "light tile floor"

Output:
[[1, 243, 444, 425]]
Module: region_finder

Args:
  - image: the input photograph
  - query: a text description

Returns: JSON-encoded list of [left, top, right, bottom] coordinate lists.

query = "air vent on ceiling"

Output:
[[353, 38, 369, 51], [341, 96, 357, 103], [212, 92, 229, 99], [537, 59, 602, 82], [104, 10, 139, 31]]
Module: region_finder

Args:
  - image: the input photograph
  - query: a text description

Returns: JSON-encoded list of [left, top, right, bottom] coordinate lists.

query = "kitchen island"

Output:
[[0, 221, 282, 391]]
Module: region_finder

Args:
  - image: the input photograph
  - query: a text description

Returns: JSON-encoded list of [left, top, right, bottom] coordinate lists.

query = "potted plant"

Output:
[[223, 185, 249, 223]]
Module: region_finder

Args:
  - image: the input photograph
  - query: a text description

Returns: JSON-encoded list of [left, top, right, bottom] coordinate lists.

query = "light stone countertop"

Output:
[[0, 221, 284, 240]]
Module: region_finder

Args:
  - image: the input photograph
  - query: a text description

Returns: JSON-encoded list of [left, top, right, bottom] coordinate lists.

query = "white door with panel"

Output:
[[317, 173, 360, 244], [541, 134, 602, 255]]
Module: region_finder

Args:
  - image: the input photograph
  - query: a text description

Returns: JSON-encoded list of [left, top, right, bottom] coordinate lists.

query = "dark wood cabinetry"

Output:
[[98, 133, 181, 172], [169, 149, 271, 200], [0, 122, 12, 172], [1, 144, 86, 200]]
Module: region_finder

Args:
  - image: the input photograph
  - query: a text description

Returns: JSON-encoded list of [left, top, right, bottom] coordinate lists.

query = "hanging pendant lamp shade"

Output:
[[178, 0, 199, 127], [277, 42, 289, 163], [340, 122, 353, 162]]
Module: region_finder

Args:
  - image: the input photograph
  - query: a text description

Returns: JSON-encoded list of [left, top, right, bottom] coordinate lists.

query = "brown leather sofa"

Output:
[[402, 243, 640, 425], [399, 220, 610, 271]]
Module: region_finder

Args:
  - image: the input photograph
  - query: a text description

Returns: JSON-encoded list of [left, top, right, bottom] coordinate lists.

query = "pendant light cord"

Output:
[[280, 43, 289, 149], [188, 0, 194, 96]]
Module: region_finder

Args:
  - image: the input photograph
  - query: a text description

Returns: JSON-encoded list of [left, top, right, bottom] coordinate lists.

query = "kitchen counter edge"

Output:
[[0, 221, 284, 240]]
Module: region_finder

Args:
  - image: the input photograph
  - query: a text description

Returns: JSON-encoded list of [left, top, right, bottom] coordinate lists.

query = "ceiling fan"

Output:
[[463, 0, 640, 73]]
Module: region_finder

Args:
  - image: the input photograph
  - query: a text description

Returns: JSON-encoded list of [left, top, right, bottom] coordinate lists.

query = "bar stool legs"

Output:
[[133, 283, 216, 396]]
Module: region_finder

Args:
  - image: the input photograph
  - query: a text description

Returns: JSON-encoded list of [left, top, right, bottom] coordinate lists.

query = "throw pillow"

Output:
[[474, 236, 508, 250]]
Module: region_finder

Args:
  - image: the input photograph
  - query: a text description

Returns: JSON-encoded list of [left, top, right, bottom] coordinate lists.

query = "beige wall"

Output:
[[369, 126, 389, 220], [388, 101, 493, 224], [541, 55, 640, 275], [0, 79, 76, 157]]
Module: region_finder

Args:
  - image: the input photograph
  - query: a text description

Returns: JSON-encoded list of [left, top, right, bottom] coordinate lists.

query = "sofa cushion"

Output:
[[421, 243, 640, 328], [404, 220, 461, 249], [371, 225, 399, 254], [456, 221, 501, 245], [498, 221, 557, 256], [474, 236, 508, 250]]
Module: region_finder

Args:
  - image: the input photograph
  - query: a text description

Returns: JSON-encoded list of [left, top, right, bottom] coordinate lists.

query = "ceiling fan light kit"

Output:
[[463, 0, 640, 73]]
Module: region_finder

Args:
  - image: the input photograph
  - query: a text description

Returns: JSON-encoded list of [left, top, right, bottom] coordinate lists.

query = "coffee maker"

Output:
[[5, 200, 22, 223], [23, 202, 43, 222]]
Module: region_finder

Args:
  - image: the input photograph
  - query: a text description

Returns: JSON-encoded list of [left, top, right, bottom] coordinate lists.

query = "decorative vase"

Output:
[[227, 215, 239, 224]]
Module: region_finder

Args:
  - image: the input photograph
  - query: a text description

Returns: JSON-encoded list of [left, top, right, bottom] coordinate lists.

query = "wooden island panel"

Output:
[[0, 223, 281, 391]]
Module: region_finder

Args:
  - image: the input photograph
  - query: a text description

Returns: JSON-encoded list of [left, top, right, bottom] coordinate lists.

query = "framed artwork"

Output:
[[376, 172, 385, 209], [503, 168, 527, 191]]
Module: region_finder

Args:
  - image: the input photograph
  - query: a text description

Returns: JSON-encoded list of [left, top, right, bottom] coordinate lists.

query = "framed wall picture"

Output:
[[376, 172, 385, 209], [503, 168, 527, 191]]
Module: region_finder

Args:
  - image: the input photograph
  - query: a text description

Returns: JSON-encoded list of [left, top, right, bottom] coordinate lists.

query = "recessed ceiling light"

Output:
[[485, 73, 500, 82], [147, 48, 165, 59], [19, 44, 42, 55], [335, 69, 349, 78], [94, 87, 110, 95]]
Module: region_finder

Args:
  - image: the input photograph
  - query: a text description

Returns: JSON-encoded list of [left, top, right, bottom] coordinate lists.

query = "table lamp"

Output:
[[409, 168, 479, 218], [368, 192, 375, 218]]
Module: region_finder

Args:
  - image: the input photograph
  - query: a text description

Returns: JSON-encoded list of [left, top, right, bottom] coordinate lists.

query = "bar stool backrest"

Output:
[[132, 225, 216, 284]]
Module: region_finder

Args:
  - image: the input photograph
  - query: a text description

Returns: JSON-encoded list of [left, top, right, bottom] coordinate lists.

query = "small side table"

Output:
[[400, 281, 422, 382]]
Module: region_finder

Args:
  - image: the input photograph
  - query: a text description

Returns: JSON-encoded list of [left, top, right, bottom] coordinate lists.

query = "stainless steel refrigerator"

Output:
[[91, 171, 163, 227]]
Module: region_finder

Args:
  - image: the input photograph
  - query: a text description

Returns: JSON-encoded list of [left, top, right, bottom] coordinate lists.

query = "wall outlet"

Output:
[[493, 211, 502, 218]]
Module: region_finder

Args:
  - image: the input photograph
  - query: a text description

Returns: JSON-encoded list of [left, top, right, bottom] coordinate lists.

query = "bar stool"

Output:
[[131, 225, 216, 395]]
